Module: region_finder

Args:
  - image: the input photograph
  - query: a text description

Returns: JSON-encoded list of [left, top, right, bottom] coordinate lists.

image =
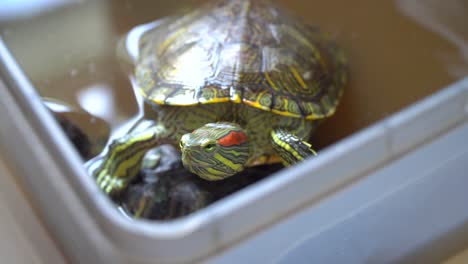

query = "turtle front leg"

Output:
[[89, 125, 168, 196], [270, 128, 317, 166]]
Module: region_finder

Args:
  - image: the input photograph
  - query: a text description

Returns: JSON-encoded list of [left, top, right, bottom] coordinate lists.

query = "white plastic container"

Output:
[[1, 35, 468, 263]]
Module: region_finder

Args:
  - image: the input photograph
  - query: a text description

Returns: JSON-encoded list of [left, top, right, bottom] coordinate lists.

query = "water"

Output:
[[0, 0, 466, 150]]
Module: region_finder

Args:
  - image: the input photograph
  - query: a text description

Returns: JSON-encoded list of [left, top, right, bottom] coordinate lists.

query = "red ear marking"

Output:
[[217, 131, 248, 147]]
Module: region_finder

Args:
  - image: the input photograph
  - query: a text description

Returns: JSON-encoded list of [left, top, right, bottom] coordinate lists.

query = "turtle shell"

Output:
[[136, 0, 347, 120]]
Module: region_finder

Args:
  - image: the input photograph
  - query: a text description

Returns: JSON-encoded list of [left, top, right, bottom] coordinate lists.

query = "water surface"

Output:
[[0, 0, 465, 149]]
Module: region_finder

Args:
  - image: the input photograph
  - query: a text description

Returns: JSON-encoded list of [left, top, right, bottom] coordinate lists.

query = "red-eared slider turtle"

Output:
[[93, 0, 347, 196]]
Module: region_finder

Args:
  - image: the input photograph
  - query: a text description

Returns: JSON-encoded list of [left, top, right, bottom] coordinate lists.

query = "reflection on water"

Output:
[[0, 0, 466, 149], [0, 0, 72, 21], [77, 84, 116, 122], [396, 0, 468, 78], [123, 20, 166, 62]]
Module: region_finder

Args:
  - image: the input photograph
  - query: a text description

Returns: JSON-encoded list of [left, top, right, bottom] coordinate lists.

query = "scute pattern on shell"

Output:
[[136, 0, 347, 120]]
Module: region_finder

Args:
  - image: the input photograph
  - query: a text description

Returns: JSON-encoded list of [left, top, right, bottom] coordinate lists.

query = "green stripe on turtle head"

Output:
[[180, 122, 251, 180]]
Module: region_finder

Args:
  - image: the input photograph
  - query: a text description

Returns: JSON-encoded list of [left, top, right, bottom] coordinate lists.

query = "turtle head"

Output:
[[180, 122, 251, 181]]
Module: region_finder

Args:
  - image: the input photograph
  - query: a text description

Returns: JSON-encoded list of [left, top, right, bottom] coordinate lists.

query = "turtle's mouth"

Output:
[[181, 149, 198, 172], [181, 148, 192, 163]]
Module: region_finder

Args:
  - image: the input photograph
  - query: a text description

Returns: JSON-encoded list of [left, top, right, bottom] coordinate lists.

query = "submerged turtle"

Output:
[[120, 145, 282, 220], [44, 98, 110, 160], [93, 0, 347, 196]]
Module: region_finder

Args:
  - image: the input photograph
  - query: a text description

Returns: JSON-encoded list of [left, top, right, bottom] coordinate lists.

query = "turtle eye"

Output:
[[203, 143, 217, 152]]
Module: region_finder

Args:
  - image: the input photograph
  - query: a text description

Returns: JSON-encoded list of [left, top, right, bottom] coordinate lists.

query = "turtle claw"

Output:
[[97, 174, 128, 197]]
